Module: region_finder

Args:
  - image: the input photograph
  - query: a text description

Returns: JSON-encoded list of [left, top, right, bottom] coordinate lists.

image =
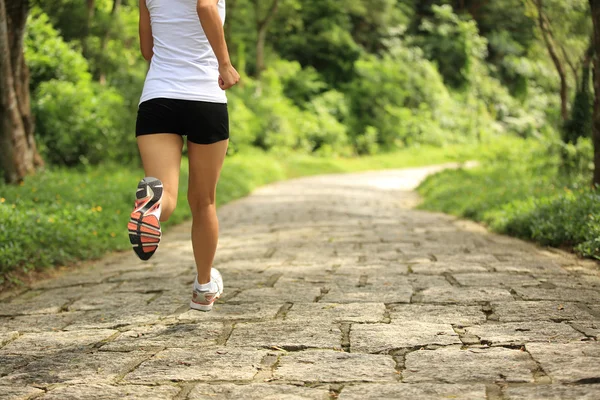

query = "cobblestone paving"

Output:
[[1, 165, 600, 399]]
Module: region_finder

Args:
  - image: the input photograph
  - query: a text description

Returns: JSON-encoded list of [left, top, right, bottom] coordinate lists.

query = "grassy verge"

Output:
[[417, 137, 600, 259], [0, 143, 481, 285]]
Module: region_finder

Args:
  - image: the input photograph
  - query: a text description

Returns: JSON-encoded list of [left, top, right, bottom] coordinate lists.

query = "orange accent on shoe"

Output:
[[143, 215, 160, 228]]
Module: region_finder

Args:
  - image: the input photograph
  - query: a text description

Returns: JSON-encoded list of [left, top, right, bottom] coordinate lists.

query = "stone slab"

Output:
[[100, 323, 222, 351], [403, 346, 536, 383], [0, 386, 44, 400], [465, 322, 584, 346], [285, 303, 386, 323], [274, 351, 397, 383], [414, 287, 513, 304], [1, 284, 118, 316], [411, 262, 488, 274], [41, 384, 180, 400], [0, 354, 34, 376], [515, 287, 600, 304], [537, 275, 600, 290], [351, 322, 460, 353], [123, 347, 267, 383], [339, 383, 487, 399], [68, 292, 155, 311], [1, 350, 152, 386], [178, 303, 281, 322], [231, 288, 322, 304], [513, 287, 600, 304], [389, 304, 486, 326], [0, 329, 118, 356], [490, 262, 568, 275], [0, 313, 83, 333], [62, 309, 163, 331], [453, 273, 539, 288], [321, 285, 412, 304], [188, 384, 330, 399], [526, 342, 600, 383], [570, 321, 600, 339], [491, 301, 595, 322], [0, 331, 18, 348], [227, 321, 341, 350], [504, 384, 600, 400], [406, 275, 452, 291]]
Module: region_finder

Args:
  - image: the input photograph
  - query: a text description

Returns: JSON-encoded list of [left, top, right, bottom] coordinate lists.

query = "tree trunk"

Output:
[[0, 0, 43, 184], [533, 0, 569, 120], [256, 24, 267, 77], [98, 0, 121, 84], [589, 0, 600, 186], [254, 0, 279, 78], [82, 0, 95, 56]]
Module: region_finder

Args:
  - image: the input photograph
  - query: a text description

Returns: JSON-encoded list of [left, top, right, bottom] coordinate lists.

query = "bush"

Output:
[[418, 136, 599, 259], [227, 62, 352, 156], [25, 7, 91, 90], [33, 80, 136, 166]]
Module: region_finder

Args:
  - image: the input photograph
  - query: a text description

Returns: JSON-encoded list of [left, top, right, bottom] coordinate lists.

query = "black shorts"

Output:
[[136, 97, 229, 145]]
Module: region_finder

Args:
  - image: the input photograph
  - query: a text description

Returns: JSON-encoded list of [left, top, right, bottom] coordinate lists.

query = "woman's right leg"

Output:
[[129, 134, 183, 260], [136, 134, 184, 221]]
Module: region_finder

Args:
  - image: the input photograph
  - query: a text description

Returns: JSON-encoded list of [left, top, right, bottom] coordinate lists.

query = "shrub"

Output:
[[418, 136, 599, 259], [25, 7, 91, 91], [33, 80, 135, 166]]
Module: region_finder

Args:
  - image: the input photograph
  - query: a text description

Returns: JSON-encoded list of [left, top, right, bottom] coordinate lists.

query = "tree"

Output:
[[531, 0, 570, 120], [589, 0, 600, 185], [0, 0, 44, 184], [252, 0, 279, 77]]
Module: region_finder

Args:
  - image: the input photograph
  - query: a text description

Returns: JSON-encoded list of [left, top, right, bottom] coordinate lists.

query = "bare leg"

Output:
[[187, 139, 228, 284], [136, 134, 184, 221]]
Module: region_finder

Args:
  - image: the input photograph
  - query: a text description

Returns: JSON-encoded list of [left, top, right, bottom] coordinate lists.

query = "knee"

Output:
[[187, 192, 215, 214]]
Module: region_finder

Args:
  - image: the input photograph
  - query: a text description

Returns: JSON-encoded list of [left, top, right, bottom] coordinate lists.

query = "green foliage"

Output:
[[418, 5, 488, 89], [25, 7, 91, 90], [24, 0, 584, 163], [227, 60, 352, 156], [418, 136, 599, 259], [33, 80, 135, 166], [271, 0, 363, 85]]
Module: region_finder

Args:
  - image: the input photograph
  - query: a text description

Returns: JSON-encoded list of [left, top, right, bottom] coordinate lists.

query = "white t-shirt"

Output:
[[140, 0, 227, 104]]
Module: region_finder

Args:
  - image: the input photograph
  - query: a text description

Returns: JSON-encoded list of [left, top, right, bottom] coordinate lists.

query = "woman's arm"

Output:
[[197, 0, 240, 89], [139, 0, 153, 61]]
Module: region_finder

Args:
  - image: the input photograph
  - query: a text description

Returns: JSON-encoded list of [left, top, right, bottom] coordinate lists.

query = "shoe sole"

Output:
[[190, 292, 223, 312], [189, 301, 215, 312], [128, 178, 163, 261]]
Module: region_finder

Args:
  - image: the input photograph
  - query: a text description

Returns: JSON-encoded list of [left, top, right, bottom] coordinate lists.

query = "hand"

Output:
[[218, 63, 240, 90]]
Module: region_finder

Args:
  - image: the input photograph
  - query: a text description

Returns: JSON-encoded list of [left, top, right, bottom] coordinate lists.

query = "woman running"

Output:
[[128, 0, 240, 311]]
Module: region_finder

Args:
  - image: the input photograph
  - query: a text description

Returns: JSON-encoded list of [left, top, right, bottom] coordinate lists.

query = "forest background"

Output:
[[1, 0, 599, 285]]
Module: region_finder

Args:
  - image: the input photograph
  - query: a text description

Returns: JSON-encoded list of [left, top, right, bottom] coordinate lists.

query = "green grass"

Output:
[[417, 137, 600, 259], [0, 143, 482, 284]]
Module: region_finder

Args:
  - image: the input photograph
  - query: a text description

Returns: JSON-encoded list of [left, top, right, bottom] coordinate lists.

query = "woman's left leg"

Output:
[[187, 139, 229, 285]]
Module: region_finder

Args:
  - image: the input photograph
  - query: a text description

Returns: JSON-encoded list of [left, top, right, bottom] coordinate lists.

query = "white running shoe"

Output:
[[190, 268, 224, 311]]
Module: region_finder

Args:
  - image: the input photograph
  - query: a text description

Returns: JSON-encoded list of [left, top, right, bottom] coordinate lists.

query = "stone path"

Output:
[[1, 165, 600, 399]]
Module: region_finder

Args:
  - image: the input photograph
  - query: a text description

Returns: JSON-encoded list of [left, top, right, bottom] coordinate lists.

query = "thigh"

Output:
[[137, 134, 184, 199], [187, 139, 229, 206]]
